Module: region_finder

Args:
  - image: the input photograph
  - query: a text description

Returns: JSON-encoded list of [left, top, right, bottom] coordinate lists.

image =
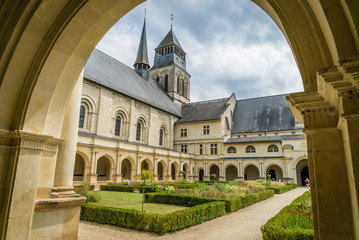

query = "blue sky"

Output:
[[96, 0, 303, 102]]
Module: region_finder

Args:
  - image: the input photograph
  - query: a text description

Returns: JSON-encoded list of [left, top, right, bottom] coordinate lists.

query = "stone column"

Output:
[[237, 160, 243, 180], [114, 154, 122, 183], [89, 150, 98, 184], [259, 160, 265, 179], [153, 158, 158, 181], [220, 160, 225, 181], [53, 72, 83, 197], [136, 156, 142, 175]]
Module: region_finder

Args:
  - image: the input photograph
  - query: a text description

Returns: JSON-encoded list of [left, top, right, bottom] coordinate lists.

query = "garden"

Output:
[[261, 191, 313, 239], [77, 170, 297, 235]]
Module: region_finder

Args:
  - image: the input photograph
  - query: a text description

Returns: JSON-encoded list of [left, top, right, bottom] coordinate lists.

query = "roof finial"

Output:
[[144, 8, 147, 22], [171, 13, 173, 29]]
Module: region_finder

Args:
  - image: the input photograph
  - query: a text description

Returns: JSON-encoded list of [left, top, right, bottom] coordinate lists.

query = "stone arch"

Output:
[[141, 159, 152, 171], [296, 158, 309, 186], [182, 163, 189, 179], [209, 164, 220, 181], [157, 160, 167, 180], [96, 156, 111, 181], [73, 154, 85, 182], [198, 168, 204, 181], [244, 165, 260, 180], [171, 162, 179, 180], [266, 164, 284, 181], [121, 158, 134, 181], [225, 165, 238, 181], [1, 1, 359, 239]]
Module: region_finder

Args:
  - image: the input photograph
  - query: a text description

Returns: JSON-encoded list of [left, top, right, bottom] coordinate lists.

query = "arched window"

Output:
[[79, 105, 86, 129], [164, 75, 168, 91], [268, 144, 279, 152], [177, 77, 180, 93], [181, 80, 185, 95], [159, 128, 164, 146], [136, 121, 142, 141], [156, 76, 160, 83], [246, 145, 256, 153], [115, 115, 121, 136], [227, 146, 236, 153]]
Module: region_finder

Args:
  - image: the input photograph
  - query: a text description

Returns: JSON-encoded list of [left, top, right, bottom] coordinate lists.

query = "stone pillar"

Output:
[[220, 161, 225, 181], [153, 158, 158, 181], [114, 154, 122, 183], [238, 160, 244, 180], [53, 72, 83, 197], [88, 150, 98, 184], [259, 160, 265, 179]]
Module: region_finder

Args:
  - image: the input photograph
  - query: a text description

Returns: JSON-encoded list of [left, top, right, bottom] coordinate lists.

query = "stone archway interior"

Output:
[[158, 162, 164, 180], [296, 159, 309, 186], [199, 169, 204, 181], [171, 163, 177, 180], [226, 165, 238, 181], [183, 164, 188, 179], [266, 165, 283, 181], [97, 157, 110, 181], [141, 160, 149, 170], [121, 159, 132, 180], [244, 165, 259, 180], [73, 154, 85, 181], [210, 165, 220, 181]]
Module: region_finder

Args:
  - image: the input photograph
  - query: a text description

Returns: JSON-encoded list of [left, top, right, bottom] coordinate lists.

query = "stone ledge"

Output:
[[34, 197, 85, 212]]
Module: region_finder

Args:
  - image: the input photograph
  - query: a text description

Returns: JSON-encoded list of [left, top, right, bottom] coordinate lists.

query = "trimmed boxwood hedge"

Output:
[[261, 191, 313, 240], [74, 184, 95, 191], [145, 189, 274, 213], [80, 201, 226, 235], [99, 185, 157, 193], [268, 184, 297, 194]]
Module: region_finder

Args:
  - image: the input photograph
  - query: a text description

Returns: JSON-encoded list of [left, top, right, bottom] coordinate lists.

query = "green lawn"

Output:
[[89, 191, 188, 214]]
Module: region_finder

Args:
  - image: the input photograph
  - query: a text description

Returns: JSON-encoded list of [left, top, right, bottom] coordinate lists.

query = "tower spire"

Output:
[[134, 11, 150, 80], [171, 13, 173, 29]]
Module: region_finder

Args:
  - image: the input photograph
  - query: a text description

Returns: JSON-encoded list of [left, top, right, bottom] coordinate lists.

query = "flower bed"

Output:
[[261, 191, 313, 240], [80, 201, 226, 235], [145, 189, 274, 213]]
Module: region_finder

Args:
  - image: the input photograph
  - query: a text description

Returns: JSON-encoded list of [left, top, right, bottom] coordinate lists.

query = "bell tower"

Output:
[[149, 18, 191, 104]]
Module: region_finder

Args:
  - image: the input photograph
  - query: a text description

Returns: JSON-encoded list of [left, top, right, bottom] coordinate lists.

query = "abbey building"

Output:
[[74, 20, 308, 186]]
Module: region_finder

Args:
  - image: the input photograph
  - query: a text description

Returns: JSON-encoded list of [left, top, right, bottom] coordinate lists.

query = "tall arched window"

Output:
[[164, 75, 168, 91], [177, 77, 180, 93], [227, 146, 236, 153], [136, 121, 142, 141], [246, 145, 256, 153], [268, 145, 279, 152], [79, 105, 86, 129], [159, 128, 164, 146], [181, 80, 185, 95], [115, 115, 121, 136]]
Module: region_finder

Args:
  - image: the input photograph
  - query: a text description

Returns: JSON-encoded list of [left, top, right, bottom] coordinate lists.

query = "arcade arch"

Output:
[[171, 162, 179, 180], [73, 154, 85, 182], [157, 161, 166, 180], [96, 157, 111, 181], [266, 165, 283, 181], [209, 164, 220, 181], [296, 159, 309, 186], [121, 158, 133, 180], [225, 165, 238, 181], [244, 165, 260, 180]]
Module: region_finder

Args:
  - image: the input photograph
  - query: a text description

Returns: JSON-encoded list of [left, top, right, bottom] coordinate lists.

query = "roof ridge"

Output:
[[187, 97, 229, 105], [237, 93, 289, 102]]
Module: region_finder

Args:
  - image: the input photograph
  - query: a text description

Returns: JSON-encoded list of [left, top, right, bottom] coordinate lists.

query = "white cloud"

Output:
[[96, 0, 304, 102]]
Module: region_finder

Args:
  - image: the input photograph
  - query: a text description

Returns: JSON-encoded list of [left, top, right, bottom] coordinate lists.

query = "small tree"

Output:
[[210, 173, 217, 182], [137, 169, 153, 212]]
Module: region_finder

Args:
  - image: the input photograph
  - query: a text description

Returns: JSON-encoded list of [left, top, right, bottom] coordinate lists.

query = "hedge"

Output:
[[145, 189, 274, 213], [80, 201, 226, 235], [74, 184, 95, 191], [261, 191, 313, 240], [99, 185, 157, 193], [268, 184, 297, 194]]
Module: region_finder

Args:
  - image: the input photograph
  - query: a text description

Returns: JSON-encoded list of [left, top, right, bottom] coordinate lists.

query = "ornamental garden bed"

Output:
[[261, 191, 313, 240]]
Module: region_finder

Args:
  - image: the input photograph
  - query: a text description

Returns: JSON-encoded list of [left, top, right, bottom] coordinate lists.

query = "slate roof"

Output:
[[84, 49, 182, 117], [177, 97, 229, 123], [156, 29, 184, 51], [225, 134, 305, 144], [134, 20, 149, 66], [231, 94, 298, 133]]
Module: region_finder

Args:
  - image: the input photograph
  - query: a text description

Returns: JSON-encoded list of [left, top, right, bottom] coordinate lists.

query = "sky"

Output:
[[96, 0, 303, 102]]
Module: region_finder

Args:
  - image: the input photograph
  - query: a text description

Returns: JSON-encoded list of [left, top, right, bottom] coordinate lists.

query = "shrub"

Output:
[[268, 184, 297, 194], [100, 185, 136, 192], [74, 183, 101, 202], [145, 189, 274, 213], [80, 201, 226, 235], [261, 191, 313, 240]]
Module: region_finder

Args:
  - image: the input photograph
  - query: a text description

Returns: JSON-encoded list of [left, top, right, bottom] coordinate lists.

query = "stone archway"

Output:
[[199, 169, 204, 181], [73, 154, 85, 182], [296, 159, 309, 186], [157, 161, 165, 180], [182, 163, 189, 179], [266, 165, 283, 181], [96, 157, 111, 181], [171, 162, 179, 180], [1, 1, 359, 239], [121, 159, 132, 180], [225, 165, 238, 181], [141, 160, 149, 171], [244, 165, 259, 180], [209, 165, 220, 181]]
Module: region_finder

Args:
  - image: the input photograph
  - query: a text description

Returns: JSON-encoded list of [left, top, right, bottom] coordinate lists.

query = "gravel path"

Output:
[[79, 187, 307, 240]]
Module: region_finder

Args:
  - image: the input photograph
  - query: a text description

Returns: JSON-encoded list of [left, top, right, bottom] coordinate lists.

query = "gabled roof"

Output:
[[177, 97, 229, 123], [84, 49, 182, 117], [225, 134, 305, 144], [134, 20, 149, 66], [156, 29, 184, 51], [231, 94, 298, 133]]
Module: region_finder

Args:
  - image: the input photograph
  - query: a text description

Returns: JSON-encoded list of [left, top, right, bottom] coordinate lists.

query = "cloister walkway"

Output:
[[78, 187, 307, 240]]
